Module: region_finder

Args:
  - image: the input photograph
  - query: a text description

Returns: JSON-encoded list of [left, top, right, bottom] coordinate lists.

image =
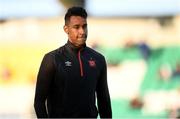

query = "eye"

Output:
[[73, 25, 79, 29]]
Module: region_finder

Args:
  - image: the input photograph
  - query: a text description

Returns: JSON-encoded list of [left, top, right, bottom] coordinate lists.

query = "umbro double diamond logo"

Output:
[[65, 61, 72, 66]]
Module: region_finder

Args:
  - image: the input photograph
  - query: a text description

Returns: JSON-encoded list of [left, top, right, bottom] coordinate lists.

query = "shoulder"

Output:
[[42, 47, 62, 65], [45, 46, 64, 57], [86, 47, 104, 56], [86, 47, 106, 61], [43, 46, 66, 65], [45, 48, 59, 58], [86, 47, 107, 71]]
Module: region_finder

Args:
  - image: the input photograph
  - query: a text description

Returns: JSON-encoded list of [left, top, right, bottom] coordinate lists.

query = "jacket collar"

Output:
[[65, 40, 86, 54]]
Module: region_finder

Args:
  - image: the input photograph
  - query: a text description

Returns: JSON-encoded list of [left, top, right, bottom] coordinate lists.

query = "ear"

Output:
[[63, 25, 69, 34]]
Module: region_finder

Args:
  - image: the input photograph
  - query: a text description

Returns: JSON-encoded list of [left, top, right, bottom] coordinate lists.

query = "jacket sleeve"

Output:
[[34, 53, 55, 118], [96, 56, 112, 118]]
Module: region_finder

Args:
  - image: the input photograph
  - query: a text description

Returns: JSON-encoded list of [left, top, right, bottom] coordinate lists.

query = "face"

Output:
[[64, 16, 88, 47]]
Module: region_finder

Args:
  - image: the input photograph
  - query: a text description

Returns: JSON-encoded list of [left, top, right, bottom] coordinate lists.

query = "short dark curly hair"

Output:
[[64, 6, 87, 25]]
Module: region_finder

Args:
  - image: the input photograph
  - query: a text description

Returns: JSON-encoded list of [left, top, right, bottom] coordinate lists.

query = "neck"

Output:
[[67, 40, 86, 50], [68, 40, 86, 49]]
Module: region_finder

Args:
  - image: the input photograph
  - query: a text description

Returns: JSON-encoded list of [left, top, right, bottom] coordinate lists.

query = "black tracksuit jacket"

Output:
[[34, 41, 112, 118]]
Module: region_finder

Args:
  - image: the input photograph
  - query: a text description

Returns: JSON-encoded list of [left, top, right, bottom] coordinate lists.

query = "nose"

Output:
[[79, 27, 86, 35]]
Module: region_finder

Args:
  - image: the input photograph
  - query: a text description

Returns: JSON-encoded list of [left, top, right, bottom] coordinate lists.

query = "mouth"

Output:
[[79, 34, 87, 39], [79, 36, 87, 40], [78, 38, 86, 41]]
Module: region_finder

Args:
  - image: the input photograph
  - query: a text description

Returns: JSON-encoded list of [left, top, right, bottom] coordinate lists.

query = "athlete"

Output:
[[34, 6, 112, 118]]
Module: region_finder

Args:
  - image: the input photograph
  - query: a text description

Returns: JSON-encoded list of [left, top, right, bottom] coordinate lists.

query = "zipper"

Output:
[[78, 49, 84, 77]]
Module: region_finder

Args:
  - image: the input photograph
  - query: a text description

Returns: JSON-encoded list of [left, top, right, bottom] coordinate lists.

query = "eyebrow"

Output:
[[72, 23, 87, 26], [69, 24, 87, 29]]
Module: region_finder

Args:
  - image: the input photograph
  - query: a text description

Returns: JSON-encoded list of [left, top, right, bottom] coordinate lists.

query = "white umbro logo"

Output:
[[65, 61, 72, 66]]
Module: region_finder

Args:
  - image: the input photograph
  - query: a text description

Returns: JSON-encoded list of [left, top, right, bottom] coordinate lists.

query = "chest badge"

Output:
[[88, 60, 96, 67], [65, 61, 72, 67]]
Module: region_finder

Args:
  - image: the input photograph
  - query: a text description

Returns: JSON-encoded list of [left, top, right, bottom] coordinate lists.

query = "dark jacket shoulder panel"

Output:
[[85, 47, 105, 62]]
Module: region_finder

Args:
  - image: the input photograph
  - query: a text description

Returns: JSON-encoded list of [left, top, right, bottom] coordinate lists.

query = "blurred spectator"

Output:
[[168, 108, 180, 119], [124, 38, 151, 61], [172, 62, 180, 78], [168, 89, 180, 119], [124, 38, 136, 49], [137, 40, 151, 61], [177, 108, 180, 119], [1, 65, 12, 81], [130, 96, 143, 109], [158, 63, 172, 81]]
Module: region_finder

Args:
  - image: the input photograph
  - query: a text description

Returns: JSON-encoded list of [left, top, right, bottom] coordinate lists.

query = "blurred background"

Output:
[[0, 0, 180, 118]]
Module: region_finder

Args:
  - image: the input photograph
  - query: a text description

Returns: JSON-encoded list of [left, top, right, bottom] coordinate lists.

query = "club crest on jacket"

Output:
[[88, 60, 96, 67]]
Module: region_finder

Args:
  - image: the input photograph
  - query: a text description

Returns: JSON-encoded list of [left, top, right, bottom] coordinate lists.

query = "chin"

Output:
[[79, 38, 86, 40], [78, 41, 86, 46], [78, 39, 86, 43]]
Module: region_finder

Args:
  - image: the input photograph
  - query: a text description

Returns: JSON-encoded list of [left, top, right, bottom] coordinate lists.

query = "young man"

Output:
[[34, 6, 112, 118]]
